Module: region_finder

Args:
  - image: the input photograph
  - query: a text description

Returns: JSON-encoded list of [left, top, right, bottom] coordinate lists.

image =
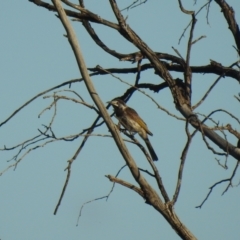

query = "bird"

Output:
[[109, 98, 158, 161]]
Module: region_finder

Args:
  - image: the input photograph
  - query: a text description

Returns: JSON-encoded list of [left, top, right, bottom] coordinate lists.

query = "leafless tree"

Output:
[[1, 0, 240, 239]]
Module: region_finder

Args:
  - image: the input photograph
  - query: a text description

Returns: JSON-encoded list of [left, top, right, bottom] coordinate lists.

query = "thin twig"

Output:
[[193, 61, 239, 110], [106, 164, 127, 201], [191, 35, 206, 45], [138, 168, 155, 177], [43, 95, 100, 113], [121, 0, 148, 11], [178, 1, 211, 44], [196, 161, 240, 208], [195, 179, 229, 208], [222, 161, 240, 195], [0, 78, 84, 127], [198, 122, 227, 156]]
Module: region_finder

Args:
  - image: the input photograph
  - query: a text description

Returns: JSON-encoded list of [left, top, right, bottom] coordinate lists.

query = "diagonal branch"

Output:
[[53, 102, 106, 214], [172, 116, 193, 204], [29, 0, 120, 30], [123, 133, 170, 202], [106, 175, 144, 197], [52, 0, 163, 208], [196, 161, 240, 208], [215, 0, 240, 55], [109, 0, 180, 100], [184, 13, 196, 103], [81, 19, 135, 61], [192, 61, 240, 110]]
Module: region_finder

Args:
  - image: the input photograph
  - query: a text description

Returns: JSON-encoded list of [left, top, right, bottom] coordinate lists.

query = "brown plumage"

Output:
[[109, 98, 158, 161]]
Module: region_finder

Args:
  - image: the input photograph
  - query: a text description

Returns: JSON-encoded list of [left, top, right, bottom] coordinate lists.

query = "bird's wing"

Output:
[[126, 107, 153, 136]]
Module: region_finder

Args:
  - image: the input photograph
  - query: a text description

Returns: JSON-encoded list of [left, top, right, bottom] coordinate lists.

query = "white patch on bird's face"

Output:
[[110, 100, 118, 107], [111, 100, 126, 110]]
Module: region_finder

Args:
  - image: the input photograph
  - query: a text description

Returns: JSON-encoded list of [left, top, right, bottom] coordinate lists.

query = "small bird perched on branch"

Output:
[[109, 98, 158, 161]]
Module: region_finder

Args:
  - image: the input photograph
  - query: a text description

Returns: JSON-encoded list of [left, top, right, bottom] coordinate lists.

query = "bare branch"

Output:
[[177, 0, 195, 15], [106, 165, 127, 200], [121, 0, 148, 11], [215, 157, 228, 170], [76, 164, 127, 225], [198, 109, 240, 125], [192, 75, 223, 110], [88, 61, 240, 82], [172, 47, 184, 61], [138, 168, 155, 177], [106, 175, 144, 197], [123, 132, 170, 202], [76, 195, 109, 226], [78, 13, 128, 60], [191, 35, 206, 45], [184, 13, 196, 104], [196, 161, 240, 208], [54, 143, 82, 215], [193, 61, 240, 110], [97, 66, 185, 121], [178, 1, 212, 44], [198, 121, 227, 157], [172, 116, 193, 204], [29, 0, 120, 30], [215, 0, 240, 55], [52, 0, 164, 216], [195, 179, 229, 208], [43, 95, 100, 113], [0, 78, 83, 127], [222, 161, 240, 195], [226, 124, 240, 140]]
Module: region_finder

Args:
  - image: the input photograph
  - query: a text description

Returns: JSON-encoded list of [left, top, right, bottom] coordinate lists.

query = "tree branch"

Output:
[[52, 0, 164, 212], [215, 0, 240, 55]]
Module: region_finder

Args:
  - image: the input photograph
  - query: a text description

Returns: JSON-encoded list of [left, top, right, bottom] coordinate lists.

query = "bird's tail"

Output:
[[145, 138, 158, 161]]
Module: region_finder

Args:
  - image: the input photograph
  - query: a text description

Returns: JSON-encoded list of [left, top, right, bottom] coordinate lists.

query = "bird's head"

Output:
[[108, 98, 127, 110]]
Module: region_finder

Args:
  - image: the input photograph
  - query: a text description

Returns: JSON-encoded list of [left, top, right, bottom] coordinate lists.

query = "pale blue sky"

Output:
[[1, 1, 240, 239]]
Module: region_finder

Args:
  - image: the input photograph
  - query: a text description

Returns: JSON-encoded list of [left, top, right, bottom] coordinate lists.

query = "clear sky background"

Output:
[[1, 0, 240, 239]]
